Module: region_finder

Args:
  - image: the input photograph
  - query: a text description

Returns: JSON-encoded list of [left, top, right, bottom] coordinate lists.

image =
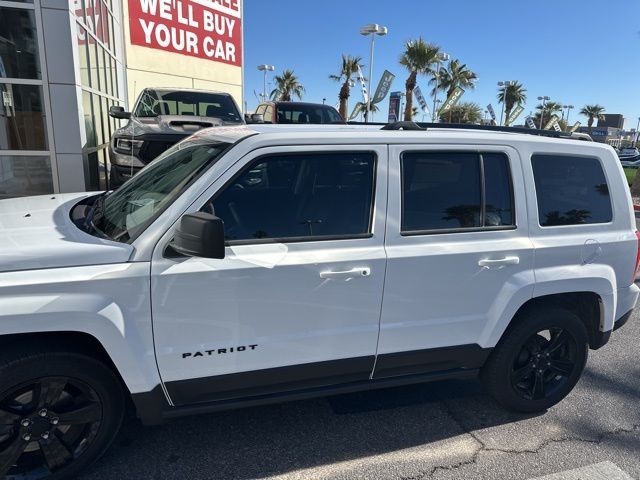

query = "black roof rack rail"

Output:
[[349, 121, 572, 138], [381, 121, 426, 131]]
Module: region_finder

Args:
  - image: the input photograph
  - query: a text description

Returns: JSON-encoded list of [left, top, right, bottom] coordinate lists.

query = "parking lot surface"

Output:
[[82, 307, 640, 480]]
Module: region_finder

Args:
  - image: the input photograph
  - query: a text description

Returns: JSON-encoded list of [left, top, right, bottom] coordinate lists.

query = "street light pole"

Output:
[[537, 95, 550, 129], [360, 24, 387, 123], [431, 52, 449, 122], [257, 65, 275, 102], [563, 104, 574, 129]]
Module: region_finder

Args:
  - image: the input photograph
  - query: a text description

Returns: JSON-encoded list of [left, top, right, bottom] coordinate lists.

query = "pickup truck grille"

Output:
[[138, 135, 189, 164]]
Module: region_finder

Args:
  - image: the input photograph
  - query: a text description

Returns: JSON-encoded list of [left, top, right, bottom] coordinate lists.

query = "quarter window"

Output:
[[207, 152, 376, 242], [532, 154, 612, 226], [401, 151, 515, 233]]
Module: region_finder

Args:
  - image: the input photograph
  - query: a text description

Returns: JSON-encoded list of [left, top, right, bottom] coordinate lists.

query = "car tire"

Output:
[[481, 306, 589, 413], [0, 346, 125, 479]]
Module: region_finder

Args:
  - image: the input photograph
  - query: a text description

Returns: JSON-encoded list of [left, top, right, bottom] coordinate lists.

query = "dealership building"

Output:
[[0, 0, 243, 198]]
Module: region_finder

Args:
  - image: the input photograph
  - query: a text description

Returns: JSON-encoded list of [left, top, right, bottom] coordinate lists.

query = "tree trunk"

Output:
[[588, 117, 594, 134], [338, 82, 350, 121], [404, 72, 416, 121]]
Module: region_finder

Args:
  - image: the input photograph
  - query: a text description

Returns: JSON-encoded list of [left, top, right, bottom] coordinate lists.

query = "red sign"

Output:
[[73, 0, 109, 45], [128, 0, 242, 67]]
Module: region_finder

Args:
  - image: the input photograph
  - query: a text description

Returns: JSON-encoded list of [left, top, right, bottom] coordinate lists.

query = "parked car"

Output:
[[620, 155, 640, 168], [251, 101, 343, 124], [619, 147, 640, 158], [108, 88, 244, 187], [0, 122, 637, 478]]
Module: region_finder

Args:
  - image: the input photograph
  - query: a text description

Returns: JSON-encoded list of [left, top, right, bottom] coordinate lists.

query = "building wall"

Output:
[[122, 0, 243, 109], [0, 0, 243, 198], [0, 0, 57, 198]]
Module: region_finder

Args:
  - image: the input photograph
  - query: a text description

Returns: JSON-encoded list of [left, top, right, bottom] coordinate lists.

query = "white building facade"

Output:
[[0, 0, 243, 198]]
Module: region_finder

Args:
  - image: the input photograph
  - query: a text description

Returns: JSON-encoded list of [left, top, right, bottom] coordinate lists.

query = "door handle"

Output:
[[478, 256, 520, 270], [319, 267, 371, 279]]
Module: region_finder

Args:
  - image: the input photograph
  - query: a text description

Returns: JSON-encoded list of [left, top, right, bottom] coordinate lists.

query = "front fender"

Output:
[[0, 263, 160, 394]]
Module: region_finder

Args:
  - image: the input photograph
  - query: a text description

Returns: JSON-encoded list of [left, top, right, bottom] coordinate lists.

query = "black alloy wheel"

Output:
[[510, 328, 578, 401], [0, 377, 102, 478], [481, 306, 589, 412], [0, 348, 124, 480]]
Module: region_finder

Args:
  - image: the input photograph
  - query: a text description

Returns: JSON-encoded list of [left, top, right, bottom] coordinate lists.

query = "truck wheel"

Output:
[[0, 347, 124, 479], [481, 306, 589, 412]]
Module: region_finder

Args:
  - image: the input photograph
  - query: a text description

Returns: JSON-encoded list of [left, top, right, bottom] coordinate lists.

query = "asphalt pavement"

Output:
[[82, 306, 640, 480]]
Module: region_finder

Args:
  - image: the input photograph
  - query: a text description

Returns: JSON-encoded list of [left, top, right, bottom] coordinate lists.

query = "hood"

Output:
[[116, 116, 243, 137], [0, 193, 134, 273]]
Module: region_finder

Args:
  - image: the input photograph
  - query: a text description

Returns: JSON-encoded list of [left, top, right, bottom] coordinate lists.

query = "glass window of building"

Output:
[[0, 7, 41, 79]]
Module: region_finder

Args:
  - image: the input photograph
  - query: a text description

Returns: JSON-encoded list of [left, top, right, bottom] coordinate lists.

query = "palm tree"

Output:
[[580, 104, 606, 134], [351, 101, 379, 120], [496, 81, 527, 126], [330, 55, 364, 121], [535, 101, 562, 128], [270, 70, 305, 102], [399, 37, 441, 121], [444, 102, 483, 124], [431, 59, 478, 122]]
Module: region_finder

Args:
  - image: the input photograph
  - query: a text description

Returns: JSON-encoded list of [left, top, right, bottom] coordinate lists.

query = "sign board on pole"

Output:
[[487, 104, 497, 122], [439, 87, 464, 115], [414, 86, 430, 114], [525, 116, 536, 129], [349, 102, 362, 121], [388, 91, 401, 123], [356, 65, 368, 104], [552, 120, 562, 132], [544, 115, 559, 130], [507, 105, 525, 125], [372, 70, 395, 105], [570, 121, 581, 133], [128, 0, 243, 66]]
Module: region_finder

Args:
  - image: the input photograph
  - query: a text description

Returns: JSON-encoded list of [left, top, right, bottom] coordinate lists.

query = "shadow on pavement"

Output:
[[84, 378, 540, 479]]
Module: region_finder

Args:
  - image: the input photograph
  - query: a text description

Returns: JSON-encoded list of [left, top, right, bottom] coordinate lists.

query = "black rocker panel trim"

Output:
[[373, 344, 491, 379], [165, 356, 376, 406]]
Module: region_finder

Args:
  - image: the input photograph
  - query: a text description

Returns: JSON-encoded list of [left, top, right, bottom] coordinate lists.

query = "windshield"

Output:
[[134, 90, 243, 123], [92, 140, 231, 243]]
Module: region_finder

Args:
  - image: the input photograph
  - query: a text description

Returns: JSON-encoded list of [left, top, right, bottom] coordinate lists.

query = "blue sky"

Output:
[[243, 0, 640, 129]]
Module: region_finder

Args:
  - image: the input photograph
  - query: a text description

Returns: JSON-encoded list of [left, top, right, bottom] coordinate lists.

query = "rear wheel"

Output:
[[481, 306, 589, 412], [0, 348, 124, 479]]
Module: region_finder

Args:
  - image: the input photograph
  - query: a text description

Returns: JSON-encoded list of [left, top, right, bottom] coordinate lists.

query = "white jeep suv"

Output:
[[0, 123, 637, 478]]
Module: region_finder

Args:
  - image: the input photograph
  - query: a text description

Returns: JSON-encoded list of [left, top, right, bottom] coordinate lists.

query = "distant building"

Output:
[[598, 114, 624, 129], [577, 126, 621, 144]]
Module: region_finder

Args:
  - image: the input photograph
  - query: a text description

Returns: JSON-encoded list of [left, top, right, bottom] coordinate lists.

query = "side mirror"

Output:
[[169, 212, 225, 259], [250, 113, 264, 124], [109, 106, 131, 120]]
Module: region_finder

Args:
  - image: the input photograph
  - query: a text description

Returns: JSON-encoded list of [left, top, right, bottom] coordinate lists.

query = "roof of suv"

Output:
[[188, 124, 616, 155]]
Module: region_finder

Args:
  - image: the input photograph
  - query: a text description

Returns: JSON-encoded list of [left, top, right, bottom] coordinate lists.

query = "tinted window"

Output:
[[402, 152, 481, 231], [532, 154, 612, 226], [276, 105, 342, 124], [484, 153, 515, 227], [208, 153, 376, 241], [133, 90, 242, 122], [264, 105, 274, 123]]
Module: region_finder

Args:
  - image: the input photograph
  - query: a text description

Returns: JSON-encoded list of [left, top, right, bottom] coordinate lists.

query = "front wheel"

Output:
[[481, 306, 589, 412], [0, 348, 124, 479]]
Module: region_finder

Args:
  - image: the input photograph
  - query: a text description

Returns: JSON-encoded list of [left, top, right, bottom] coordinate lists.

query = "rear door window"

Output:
[[401, 151, 515, 233], [531, 154, 612, 226]]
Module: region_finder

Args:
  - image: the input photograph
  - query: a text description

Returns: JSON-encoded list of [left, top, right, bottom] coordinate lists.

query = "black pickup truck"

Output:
[[108, 88, 244, 187]]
